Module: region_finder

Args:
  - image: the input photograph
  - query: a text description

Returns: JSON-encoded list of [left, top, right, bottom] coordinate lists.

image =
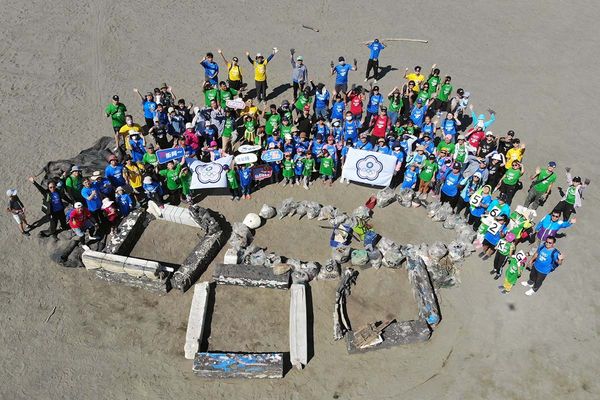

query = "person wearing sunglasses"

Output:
[[28, 176, 68, 238], [522, 236, 564, 296]]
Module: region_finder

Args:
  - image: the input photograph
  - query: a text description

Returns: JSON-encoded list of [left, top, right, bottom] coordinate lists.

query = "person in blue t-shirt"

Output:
[[480, 214, 508, 260], [364, 38, 386, 81], [342, 112, 361, 143], [311, 81, 330, 119], [354, 134, 374, 151], [104, 156, 126, 187], [365, 86, 384, 127], [401, 163, 419, 190], [238, 164, 253, 199], [468, 185, 493, 228], [440, 163, 463, 210], [200, 52, 219, 85], [115, 186, 134, 217], [81, 178, 104, 223], [441, 112, 461, 139], [522, 236, 564, 295], [330, 94, 346, 120], [134, 88, 157, 128], [410, 98, 431, 127], [330, 56, 356, 94]]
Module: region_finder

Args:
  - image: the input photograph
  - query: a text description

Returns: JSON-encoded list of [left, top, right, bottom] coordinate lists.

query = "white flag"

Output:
[[189, 156, 233, 189], [342, 148, 396, 187]]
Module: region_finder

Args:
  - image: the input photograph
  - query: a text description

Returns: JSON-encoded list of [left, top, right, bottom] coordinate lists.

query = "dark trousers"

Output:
[[45, 209, 68, 236], [455, 197, 469, 217], [228, 80, 242, 91], [553, 200, 576, 220], [255, 80, 267, 102], [167, 188, 181, 205], [292, 81, 305, 100], [499, 182, 518, 205], [527, 267, 548, 292], [229, 187, 241, 198], [366, 58, 380, 80], [440, 192, 459, 210], [493, 252, 509, 274], [468, 213, 482, 230]]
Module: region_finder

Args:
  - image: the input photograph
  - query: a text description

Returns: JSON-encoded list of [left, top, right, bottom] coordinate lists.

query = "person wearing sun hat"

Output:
[[6, 189, 31, 236], [101, 197, 120, 235]]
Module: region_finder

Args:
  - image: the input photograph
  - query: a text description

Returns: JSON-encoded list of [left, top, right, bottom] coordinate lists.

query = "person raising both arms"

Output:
[[552, 168, 590, 220], [331, 56, 357, 95], [217, 49, 243, 91], [246, 48, 278, 103], [363, 38, 386, 82]]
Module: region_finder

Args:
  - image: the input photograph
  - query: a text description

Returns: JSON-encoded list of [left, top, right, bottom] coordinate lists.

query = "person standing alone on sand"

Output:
[[6, 189, 31, 236], [363, 38, 385, 82], [105, 95, 127, 151]]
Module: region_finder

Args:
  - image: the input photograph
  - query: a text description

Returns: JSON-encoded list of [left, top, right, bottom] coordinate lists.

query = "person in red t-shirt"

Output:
[[68, 202, 99, 240], [347, 88, 364, 120], [369, 107, 391, 142], [466, 126, 486, 152], [101, 198, 120, 235]]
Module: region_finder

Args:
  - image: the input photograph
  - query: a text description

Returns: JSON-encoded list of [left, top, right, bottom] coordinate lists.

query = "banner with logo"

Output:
[[252, 165, 273, 181], [189, 156, 234, 189], [156, 147, 185, 164], [341, 148, 396, 187]]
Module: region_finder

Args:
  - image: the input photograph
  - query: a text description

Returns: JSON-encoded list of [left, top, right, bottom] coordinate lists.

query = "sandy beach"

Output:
[[1, 1, 599, 399]]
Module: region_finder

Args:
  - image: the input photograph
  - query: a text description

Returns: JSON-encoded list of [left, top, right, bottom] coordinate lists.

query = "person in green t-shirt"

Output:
[[224, 165, 241, 200], [105, 95, 127, 150], [387, 87, 403, 126], [434, 76, 453, 113], [218, 81, 238, 109], [418, 154, 439, 199], [524, 162, 557, 210], [262, 104, 281, 136], [159, 158, 184, 204], [491, 232, 516, 279], [142, 144, 159, 167], [319, 149, 335, 186], [282, 153, 295, 186], [179, 165, 192, 203], [497, 160, 524, 205], [302, 152, 316, 189], [436, 136, 455, 155], [453, 135, 468, 164], [222, 110, 236, 153], [502, 252, 527, 293], [294, 88, 312, 115], [426, 66, 441, 95], [65, 166, 84, 203], [203, 82, 220, 106], [417, 83, 432, 103]]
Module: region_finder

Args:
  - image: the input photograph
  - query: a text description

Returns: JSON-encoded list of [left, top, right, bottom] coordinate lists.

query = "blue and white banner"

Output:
[[342, 148, 396, 187], [156, 147, 185, 164], [189, 156, 233, 189]]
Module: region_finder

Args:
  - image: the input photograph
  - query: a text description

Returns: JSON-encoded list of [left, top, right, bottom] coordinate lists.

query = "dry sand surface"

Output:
[[1, 1, 600, 399]]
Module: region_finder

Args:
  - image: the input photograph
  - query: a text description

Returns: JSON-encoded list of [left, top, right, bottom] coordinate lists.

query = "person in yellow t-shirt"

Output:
[[404, 65, 425, 92], [246, 48, 278, 102], [123, 156, 145, 199], [505, 138, 526, 169], [218, 49, 243, 91], [118, 115, 142, 150]]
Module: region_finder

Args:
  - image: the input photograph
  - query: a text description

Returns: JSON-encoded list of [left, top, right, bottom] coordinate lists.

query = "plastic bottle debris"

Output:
[[259, 204, 277, 219]]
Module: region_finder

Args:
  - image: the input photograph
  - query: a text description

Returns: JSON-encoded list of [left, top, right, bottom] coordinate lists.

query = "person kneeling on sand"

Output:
[[68, 202, 101, 241]]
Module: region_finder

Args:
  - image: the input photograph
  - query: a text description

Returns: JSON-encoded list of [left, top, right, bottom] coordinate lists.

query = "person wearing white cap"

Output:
[[6, 189, 31, 236], [290, 48, 308, 100], [142, 175, 164, 208], [245, 47, 278, 102], [67, 202, 100, 241]]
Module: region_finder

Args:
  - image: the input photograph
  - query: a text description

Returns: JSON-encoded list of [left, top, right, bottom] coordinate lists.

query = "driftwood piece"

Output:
[[346, 319, 432, 353], [407, 257, 440, 327], [193, 352, 284, 379], [213, 264, 290, 290]]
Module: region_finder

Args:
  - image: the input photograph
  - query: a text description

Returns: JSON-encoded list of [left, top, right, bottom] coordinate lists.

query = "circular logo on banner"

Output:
[[355, 155, 384, 181], [195, 163, 224, 184]]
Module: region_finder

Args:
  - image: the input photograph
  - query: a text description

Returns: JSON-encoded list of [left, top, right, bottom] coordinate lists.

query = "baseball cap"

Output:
[[161, 82, 168, 89], [453, 163, 461, 169], [143, 176, 153, 184], [168, 107, 175, 113], [416, 98, 423, 104], [485, 131, 494, 136], [297, 55, 303, 61], [6, 189, 17, 197], [112, 95, 119, 101], [473, 172, 482, 179], [74, 202, 83, 209], [256, 52, 263, 58], [116, 186, 124, 192], [492, 153, 503, 161], [232, 56, 239, 62], [457, 135, 465, 140], [428, 154, 436, 160], [548, 161, 557, 167]]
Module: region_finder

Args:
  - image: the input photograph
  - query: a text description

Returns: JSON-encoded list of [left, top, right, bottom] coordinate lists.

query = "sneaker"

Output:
[[22, 231, 30, 236], [234, 196, 240, 201], [489, 270, 496, 275], [364, 78, 369, 82], [525, 288, 535, 296], [478, 252, 485, 258], [521, 281, 532, 287], [500, 289, 508, 295], [494, 273, 501, 280], [231, 196, 235, 201], [282, 181, 288, 187], [303, 183, 309, 190], [482, 255, 490, 261], [374, 79, 378, 83], [345, 179, 350, 186]]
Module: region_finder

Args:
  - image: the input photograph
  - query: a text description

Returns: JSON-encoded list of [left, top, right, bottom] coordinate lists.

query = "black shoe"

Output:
[[22, 231, 30, 236], [494, 274, 501, 280], [489, 270, 496, 275]]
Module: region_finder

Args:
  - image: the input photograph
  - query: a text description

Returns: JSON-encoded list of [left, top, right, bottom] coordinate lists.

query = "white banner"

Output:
[[189, 156, 233, 189], [342, 148, 396, 187]]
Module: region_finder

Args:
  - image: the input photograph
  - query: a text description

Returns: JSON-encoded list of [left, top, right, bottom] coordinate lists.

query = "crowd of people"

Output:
[[6, 40, 591, 296]]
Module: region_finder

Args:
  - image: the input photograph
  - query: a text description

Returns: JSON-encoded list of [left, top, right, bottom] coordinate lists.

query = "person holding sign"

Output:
[[479, 214, 508, 260], [502, 251, 528, 294], [159, 157, 185, 205], [521, 236, 564, 296], [491, 232, 516, 279]]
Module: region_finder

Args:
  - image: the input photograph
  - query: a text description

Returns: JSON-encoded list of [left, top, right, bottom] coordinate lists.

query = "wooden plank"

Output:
[[214, 264, 290, 290], [193, 352, 284, 379], [184, 282, 210, 360], [346, 319, 432, 353], [407, 257, 440, 327], [289, 283, 307, 369]]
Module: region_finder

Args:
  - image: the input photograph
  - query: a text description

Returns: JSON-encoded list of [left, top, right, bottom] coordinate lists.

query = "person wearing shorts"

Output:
[[6, 189, 30, 236]]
